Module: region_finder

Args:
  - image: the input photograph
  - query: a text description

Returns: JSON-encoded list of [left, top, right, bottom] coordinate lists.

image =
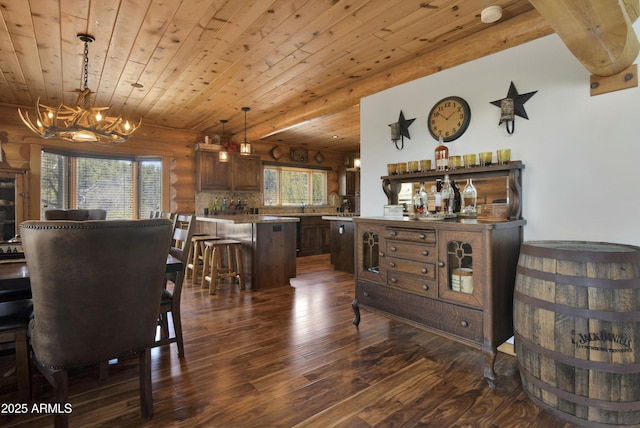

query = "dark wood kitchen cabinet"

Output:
[[298, 216, 330, 257], [328, 219, 354, 273], [196, 145, 261, 192]]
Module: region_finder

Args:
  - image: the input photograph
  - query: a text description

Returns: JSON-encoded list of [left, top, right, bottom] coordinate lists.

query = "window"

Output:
[[263, 165, 327, 206], [41, 151, 162, 219]]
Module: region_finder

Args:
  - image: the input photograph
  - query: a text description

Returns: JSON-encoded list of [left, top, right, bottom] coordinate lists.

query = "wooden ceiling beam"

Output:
[[529, 0, 640, 76], [236, 9, 552, 143]]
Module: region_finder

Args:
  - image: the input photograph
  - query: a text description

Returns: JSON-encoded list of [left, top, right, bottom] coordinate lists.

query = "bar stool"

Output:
[[185, 234, 219, 284], [201, 239, 245, 294]]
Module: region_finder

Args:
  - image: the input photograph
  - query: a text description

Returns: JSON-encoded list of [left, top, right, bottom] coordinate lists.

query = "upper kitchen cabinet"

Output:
[[196, 145, 261, 192]]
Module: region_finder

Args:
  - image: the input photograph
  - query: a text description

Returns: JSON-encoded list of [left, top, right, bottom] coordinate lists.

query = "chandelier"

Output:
[[18, 34, 140, 145]]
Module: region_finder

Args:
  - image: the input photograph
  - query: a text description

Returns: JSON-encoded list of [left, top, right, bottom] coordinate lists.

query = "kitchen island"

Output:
[[196, 215, 299, 289]]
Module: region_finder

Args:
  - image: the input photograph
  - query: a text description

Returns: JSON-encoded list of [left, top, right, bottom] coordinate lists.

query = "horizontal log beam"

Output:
[[236, 9, 553, 143]]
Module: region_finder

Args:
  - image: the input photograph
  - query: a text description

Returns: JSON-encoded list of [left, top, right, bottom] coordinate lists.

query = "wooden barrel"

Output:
[[514, 241, 640, 427]]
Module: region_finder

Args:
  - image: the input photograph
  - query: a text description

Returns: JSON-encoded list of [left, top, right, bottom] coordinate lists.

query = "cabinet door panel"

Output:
[[437, 230, 484, 307], [355, 223, 386, 284], [197, 152, 231, 191], [232, 155, 261, 192]]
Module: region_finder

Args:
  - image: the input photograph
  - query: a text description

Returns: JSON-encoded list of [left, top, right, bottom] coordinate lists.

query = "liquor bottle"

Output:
[[236, 199, 243, 210], [413, 189, 423, 214], [434, 136, 449, 171], [451, 179, 461, 213], [427, 185, 437, 213], [434, 180, 442, 213], [221, 198, 228, 210], [419, 183, 428, 214], [462, 179, 477, 215], [441, 175, 453, 214], [229, 199, 237, 210], [212, 197, 220, 211]]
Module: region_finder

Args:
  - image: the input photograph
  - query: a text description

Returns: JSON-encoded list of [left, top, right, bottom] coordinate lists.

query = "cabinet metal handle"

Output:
[[418, 234, 426, 240], [389, 262, 396, 268], [363, 291, 369, 297], [422, 284, 429, 290], [339, 225, 344, 234], [421, 267, 428, 274], [390, 246, 397, 252], [438, 261, 445, 267], [391, 231, 398, 236], [379, 251, 385, 257], [460, 320, 469, 327], [390, 277, 398, 283], [422, 250, 429, 256]]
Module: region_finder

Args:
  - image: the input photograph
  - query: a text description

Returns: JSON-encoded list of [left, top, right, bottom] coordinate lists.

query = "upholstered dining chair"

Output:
[[155, 214, 194, 358], [44, 209, 107, 220], [20, 219, 173, 428]]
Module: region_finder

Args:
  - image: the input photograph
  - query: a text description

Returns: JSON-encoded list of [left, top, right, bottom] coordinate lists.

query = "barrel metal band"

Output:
[[514, 330, 640, 373], [515, 289, 640, 323], [520, 242, 640, 263], [517, 265, 640, 289], [519, 365, 640, 412]]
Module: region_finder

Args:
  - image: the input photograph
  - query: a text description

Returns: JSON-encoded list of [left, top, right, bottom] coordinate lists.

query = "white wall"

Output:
[[360, 22, 640, 247]]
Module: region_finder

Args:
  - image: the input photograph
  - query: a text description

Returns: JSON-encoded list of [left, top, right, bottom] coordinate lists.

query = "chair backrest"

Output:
[[170, 214, 195, 265], [20, 219, 173, 369], [44, 209, 107, 220]]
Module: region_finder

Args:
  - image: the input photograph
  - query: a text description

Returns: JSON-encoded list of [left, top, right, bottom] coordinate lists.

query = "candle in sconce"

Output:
[[390, 122, 400, 141]]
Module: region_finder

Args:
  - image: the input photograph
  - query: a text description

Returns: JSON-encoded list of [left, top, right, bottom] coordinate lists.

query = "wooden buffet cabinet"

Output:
[[352, 162, 525, 388]]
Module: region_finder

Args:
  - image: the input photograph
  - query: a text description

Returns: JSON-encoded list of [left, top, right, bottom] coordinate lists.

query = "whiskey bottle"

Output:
[[434, 137, 449, 171]]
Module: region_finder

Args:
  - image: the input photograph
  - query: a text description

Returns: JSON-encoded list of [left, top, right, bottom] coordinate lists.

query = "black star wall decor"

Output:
[[389, 110, 415, 150], [490, 81, 537, 134]]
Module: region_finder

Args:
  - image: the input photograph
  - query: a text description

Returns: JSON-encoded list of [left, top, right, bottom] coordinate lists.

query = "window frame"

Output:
[[40, 149, 163, 219], [263, 163, 329, 206]]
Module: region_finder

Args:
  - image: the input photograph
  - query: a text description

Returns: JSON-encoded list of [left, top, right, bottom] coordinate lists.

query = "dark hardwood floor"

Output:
[[0, 254, 575, 427]]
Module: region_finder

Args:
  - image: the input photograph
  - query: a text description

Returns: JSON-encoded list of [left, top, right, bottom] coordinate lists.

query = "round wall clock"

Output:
[[427, 96, 471, 142]]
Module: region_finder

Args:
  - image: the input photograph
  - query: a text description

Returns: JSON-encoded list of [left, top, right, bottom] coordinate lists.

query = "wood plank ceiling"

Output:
[[0, 1, 635, 153]]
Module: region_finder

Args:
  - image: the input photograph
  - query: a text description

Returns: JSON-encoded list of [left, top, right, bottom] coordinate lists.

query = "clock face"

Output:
[[427, 96, 471, 142]]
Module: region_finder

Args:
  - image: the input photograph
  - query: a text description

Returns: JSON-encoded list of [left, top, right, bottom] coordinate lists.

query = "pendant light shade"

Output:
[[240, 107, 251, 155], [219, 119, 229, 162]]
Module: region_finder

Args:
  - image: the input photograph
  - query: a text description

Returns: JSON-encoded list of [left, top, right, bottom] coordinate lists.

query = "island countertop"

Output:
[[196, 215, 300, 224]]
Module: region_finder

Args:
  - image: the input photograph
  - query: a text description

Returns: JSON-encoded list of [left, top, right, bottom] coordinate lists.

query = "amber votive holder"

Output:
[[408, 160, 419, 173], [420, 159, 431, 171], [387, 163, 397, 175], [396, 162, 407, 174], [449, 155, 462, 170], [463, 153, 476, 168], [479, 151, 493, 166]]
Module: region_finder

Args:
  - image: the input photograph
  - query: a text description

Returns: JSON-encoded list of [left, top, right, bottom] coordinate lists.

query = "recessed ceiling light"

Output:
[[481, 5, 502, 23], [332, 135, 339, 139]]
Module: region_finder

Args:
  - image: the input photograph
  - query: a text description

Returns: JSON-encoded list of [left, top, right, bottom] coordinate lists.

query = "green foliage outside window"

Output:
[[263, 166, 327, 206]]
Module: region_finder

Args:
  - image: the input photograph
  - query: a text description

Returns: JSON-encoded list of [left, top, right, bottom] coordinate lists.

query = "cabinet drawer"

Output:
[[386, 257, 435, 279], [385, 227, 436, 244], [386, 241, 435, 262], [355, 281, 483, 343], [386, 271, 436, 297]]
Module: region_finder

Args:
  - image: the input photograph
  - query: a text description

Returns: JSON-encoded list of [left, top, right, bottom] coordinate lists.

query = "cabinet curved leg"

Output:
[[483, 347, 497, 390], [352, 298, 360, 326]]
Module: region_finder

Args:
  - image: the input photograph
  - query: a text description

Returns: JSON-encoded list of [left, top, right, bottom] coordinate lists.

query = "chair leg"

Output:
[[172, 306, 184, 358], [209, 248, 220, 295], [139, 348, 153, 420], [201, 244, 211, 289], [14, 328, 31, 402], [52, 369, 69, 428], [234, 245, 245, 290]]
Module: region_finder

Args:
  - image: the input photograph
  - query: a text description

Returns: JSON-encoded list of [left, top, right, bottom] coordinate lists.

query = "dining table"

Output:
[[0, 254, 183, 296]]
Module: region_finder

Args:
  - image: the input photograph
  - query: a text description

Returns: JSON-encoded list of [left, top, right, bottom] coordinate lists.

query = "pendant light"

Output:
[[218, 119, 229, 162], [18, 34, 140, 145], [240, 107, 251, 155]]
